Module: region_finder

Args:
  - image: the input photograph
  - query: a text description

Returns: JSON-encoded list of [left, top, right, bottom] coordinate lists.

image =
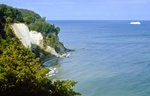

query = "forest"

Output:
[[0, 4, 81, 96]]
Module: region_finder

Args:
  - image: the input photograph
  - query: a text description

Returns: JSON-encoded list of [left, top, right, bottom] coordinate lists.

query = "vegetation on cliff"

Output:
[[0, 4, 81, 96], [19, 8, 61, 49], [0, 4, 61, 49]]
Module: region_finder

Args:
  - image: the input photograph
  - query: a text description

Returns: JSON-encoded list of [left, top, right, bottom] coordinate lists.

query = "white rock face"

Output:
[[45, 46, 61, 57], [11, 23, 66, 57], [29, 31, 62, 57], [11, 23, 31, 49], [29, 31, 43, 49]]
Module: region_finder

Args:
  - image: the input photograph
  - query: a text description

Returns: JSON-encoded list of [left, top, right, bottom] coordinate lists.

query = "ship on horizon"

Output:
[[130, 21, 141, 24]]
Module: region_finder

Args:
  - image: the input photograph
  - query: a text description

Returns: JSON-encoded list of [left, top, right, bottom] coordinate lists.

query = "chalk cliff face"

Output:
[[29, 31, 43, 48], [10, 23, 66, 58], [11, 23, 31, 49]]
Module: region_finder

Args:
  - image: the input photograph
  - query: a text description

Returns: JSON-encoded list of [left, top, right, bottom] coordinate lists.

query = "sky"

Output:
[[0, 0, 150, 20]]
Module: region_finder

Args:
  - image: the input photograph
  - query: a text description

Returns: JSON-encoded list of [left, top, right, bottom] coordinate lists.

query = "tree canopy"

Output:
[[0, 4, 81, 96], [18, 8, 60, 36]]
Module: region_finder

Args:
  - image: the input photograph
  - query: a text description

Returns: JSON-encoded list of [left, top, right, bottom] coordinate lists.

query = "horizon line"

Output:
[[46, 19, 150, 21]]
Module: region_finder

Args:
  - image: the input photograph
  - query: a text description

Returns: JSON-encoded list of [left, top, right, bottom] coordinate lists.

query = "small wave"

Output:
[[61, 53, 70, 58], [46, 67, 57, 77]]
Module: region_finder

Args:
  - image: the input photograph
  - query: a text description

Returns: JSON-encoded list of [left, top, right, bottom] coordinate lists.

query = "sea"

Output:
[[46, 20, 150, 96]]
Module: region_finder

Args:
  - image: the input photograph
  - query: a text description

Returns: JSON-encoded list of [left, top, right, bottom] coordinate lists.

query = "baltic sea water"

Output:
[[47, 20, 150, 96]]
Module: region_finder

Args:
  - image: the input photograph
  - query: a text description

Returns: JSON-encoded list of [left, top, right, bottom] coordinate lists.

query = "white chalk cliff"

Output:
[[11, 23, 31, 49], [29, 31, 43, 48], [10, 23, 65, 57]]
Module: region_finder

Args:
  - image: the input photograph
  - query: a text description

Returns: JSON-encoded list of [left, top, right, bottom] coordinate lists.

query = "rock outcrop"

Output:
[[10, 23, 66, 58]]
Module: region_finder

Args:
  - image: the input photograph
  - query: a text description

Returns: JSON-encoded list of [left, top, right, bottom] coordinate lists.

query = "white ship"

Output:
[[130, 21, 141, 24]]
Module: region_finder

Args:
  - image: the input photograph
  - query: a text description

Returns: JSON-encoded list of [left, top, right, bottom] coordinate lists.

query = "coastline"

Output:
[[42, 51, 71, 77], [0, 4, 81, 96]]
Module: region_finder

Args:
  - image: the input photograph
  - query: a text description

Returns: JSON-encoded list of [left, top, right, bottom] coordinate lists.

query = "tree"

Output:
[[55, 27, 60, 35], [6, 17, 13, 23]]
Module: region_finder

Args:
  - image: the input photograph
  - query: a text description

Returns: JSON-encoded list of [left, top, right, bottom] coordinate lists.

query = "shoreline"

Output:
[[43, 51, 71, 77]]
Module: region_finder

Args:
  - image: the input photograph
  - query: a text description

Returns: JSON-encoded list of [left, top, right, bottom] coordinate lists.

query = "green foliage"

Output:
[[0, 32, 81, 96], [0, 4, 81, 96], [18, 8, 60, 36], [0, 4, 23, 23], [18, 9, 41, 24], [55, 27, 60, 35], [0, 4, 61, 49], [0, 4, 23, 38], [5, 17, 13, 23], [28, 17, 60, 36], [51, 80, 81, 96], [18, 7, 61, 49], [46, 32, 58, 48]]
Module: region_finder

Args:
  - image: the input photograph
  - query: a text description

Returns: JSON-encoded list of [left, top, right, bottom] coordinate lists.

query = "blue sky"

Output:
[[0, 0, 150, 20]]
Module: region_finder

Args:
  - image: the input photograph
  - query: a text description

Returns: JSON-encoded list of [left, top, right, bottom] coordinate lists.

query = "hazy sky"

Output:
[[0, 0, 150, 20]]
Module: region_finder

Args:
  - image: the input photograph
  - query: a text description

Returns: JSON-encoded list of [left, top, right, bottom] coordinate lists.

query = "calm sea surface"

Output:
[[46, 20, 150, 96]]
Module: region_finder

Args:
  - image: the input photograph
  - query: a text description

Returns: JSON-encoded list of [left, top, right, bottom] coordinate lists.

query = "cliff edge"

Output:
[[10, 23, 67, 59]]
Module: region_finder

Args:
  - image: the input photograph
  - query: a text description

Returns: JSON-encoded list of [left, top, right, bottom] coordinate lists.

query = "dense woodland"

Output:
[[0, 4, 81, 96]]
